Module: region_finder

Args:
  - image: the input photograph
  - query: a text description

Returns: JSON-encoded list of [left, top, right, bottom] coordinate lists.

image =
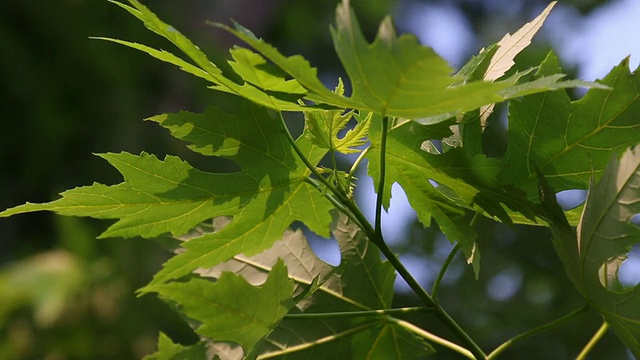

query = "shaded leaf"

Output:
[[200, 215, 433, 359], [143, 332, 207, 360], [545, 146, 640, 357], [500, 53, 638, 198], [146, 261, 295, 356]]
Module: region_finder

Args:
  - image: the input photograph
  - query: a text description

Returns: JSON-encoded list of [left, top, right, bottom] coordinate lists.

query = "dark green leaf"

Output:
[[143, 332, 208, 360], [201, 215, 433, 359], [146, 261, 295, 356], [546, 146, 640, 357]]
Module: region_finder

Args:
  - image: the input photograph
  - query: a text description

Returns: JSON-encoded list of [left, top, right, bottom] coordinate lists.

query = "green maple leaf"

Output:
[[97, 0, 309, 112], [540, 146, 640, 357], [218, 0, 600, 121], [146, 260, 295, 356], [501, 52, 640, 198], [200, 216, 433, 359], [304, 80, 371, 155], [143, 332, 207, 360], [367, 116, 542, 273], [0, 98, 334, 285]]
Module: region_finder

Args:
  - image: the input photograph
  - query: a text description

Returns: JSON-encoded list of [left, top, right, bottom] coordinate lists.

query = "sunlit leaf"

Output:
[[219, 0, 601, 121], [501, 53, 637, 198], [480, 1, 556, 125], [0, 98, 334, 285]]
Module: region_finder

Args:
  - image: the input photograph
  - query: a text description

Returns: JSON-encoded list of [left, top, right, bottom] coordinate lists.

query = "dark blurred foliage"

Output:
[[0, 0, 632, 359]]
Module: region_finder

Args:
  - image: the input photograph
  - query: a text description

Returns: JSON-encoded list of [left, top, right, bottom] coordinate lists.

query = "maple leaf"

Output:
[[501, 53, 640, 199], [0, 98, 335, 285], [540, 146, 640, 357], [367, 116, 543, 274], [480, 1, 556, 126], [97, 0, 309, 112], [198, 216, 433, 359], [304, 80, 371, 155], [146, 260, 295, 356], [217, 0, 600, 121], [143, 332, 208, 360]]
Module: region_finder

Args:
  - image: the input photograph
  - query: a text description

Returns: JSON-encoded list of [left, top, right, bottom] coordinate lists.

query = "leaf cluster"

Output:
[[2, 0, 640, 358]]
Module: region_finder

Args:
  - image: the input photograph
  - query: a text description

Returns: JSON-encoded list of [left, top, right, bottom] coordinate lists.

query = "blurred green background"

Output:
[[0, 0, 634, 359]]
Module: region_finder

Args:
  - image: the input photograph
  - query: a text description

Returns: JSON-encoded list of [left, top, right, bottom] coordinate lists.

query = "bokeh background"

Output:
[[1, 0, 638, 359]]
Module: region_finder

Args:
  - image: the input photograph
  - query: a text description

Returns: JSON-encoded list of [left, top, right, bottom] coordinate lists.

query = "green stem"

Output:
[[346, 146, 370, 192], [258, 320, 385, 359], [304, 177, 364, 230], [486, 304, 590, 359], [374, 116, 389, 240], [373, 236, 486, 359], [279, 113, 374, 238], [431, 243, 460, 300], [389, 318, 476, 360], [370, 115, 485, 359], [284, 306, 431, 319], [277, 113, 348, 205], [576, 321, 609, 360], [432, 211, 480, 299], [283, 112, 483, 359], [330, 148, 348, 197]]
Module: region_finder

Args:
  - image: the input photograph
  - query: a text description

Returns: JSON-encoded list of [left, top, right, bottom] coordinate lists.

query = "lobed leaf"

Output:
[[218, 0, 602, 122], [304, 81, 371, 155], [146, 260, 295, 356], [102, 1, 309, 112], [199, 215, 433, 359], [1, 98, 334, 285], [367, 116, 543, 272], [480, 1, 556, 125], [143, 332, 208, 360], [501, 53, 639, 198], [543, 146, 640, 357]]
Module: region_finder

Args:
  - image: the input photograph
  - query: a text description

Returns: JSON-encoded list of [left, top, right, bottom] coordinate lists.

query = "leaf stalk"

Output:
[[576, 321, 609, 360], [486, 304, 590, 359], [284, 306, 431, 319]]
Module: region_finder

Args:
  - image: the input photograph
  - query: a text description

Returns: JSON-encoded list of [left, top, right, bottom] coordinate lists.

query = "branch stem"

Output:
[[487, 304, 590, 359], [370, 116, 486, 360], [431, 243, 460, 300], [374, 116, 389, 240]]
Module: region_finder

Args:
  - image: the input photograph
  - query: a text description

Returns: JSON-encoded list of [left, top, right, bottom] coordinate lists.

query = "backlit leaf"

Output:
[[500, 53, 638, 198], [480, 1, 556, 125], [101, 0, 308, 112], [219, 0, 601, 121], [0, 98, 334, 285], [544, 146, 640, 357]]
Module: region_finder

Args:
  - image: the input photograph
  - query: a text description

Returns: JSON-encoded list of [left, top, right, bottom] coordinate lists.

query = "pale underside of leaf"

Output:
[[193, 214, 432, 358], [480, 1, 556, 126]]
